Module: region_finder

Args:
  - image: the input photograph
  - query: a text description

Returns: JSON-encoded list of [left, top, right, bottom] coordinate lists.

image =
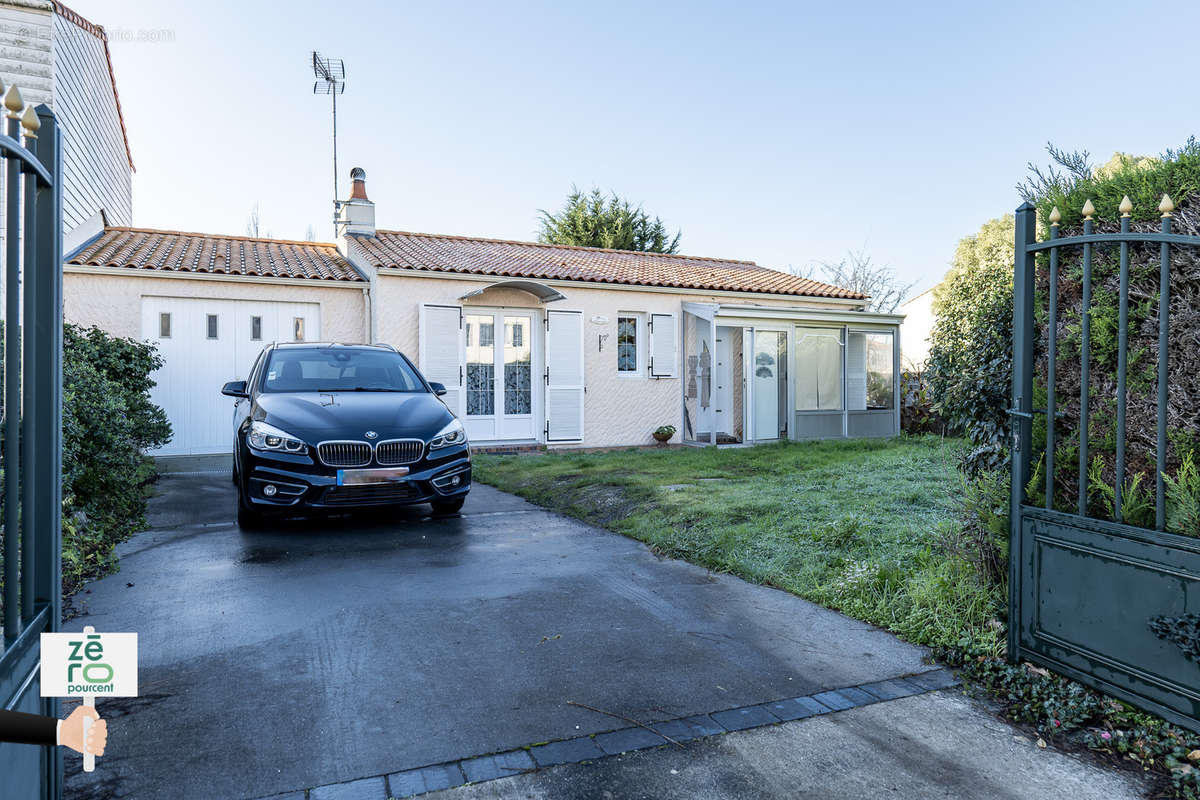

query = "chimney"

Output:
[[336, 166, 375, 237]]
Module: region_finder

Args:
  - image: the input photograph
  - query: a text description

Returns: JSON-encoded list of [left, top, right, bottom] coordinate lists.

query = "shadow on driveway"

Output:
[[64, 474, 935, 799]]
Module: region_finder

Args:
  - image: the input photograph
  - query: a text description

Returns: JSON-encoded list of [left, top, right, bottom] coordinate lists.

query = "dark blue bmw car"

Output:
[[221, 342, 470, 528]]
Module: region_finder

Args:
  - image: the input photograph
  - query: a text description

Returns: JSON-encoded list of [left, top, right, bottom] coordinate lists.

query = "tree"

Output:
[[925, 215, 1015, 475], [792, 249, 915, 313], [246, 203, 262, 238], [538, 187, 681, 253], [246, 203, 271, 239]]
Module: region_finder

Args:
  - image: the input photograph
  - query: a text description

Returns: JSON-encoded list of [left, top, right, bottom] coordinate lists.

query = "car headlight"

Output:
[[429, 418, 467, 450], [247, 421, 307, 454]]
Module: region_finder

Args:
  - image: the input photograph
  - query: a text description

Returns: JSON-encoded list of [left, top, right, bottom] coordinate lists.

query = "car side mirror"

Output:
[[429, 382, 447, 397], [221, 380, 249, 398]]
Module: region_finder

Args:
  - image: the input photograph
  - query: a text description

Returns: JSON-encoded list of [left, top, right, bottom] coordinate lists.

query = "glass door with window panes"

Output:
[[464, 311, 536, 442], [752, 329, 788, 440]]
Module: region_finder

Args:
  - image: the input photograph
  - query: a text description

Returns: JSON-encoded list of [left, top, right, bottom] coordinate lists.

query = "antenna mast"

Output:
[[312, 51, 346, 236]]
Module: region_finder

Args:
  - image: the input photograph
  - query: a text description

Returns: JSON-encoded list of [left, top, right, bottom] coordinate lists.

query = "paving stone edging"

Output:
[[255, 668, 960, 800]]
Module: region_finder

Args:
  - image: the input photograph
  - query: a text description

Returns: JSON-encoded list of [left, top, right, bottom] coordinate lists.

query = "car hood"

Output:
[[254, 392, 455, 442]]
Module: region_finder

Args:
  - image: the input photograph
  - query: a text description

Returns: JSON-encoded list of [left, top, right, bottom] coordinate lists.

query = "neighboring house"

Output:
[[899, 283, 938, 371], [62, 170, 905, 455], [0, 0, 134, 230]]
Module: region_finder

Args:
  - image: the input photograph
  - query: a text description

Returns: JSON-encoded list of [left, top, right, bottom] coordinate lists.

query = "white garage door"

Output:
[[142, 296, 321, 456]]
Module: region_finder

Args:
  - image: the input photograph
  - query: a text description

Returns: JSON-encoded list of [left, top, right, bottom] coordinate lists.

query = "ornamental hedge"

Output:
[[927, 143, 1200, 535], [0, 324, 171, 617]]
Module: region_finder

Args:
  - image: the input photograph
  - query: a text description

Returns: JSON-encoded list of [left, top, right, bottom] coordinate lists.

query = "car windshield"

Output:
[[261, 348, 426, 393]]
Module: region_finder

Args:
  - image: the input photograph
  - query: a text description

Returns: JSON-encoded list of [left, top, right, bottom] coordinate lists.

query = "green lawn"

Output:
[[474, 435, 1003, 655]]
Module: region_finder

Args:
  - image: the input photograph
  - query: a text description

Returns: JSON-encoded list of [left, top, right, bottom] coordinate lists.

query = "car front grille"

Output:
[[317, 441, 372, 467], [322, 483, 420, 505], [375, 439, 424, 466]]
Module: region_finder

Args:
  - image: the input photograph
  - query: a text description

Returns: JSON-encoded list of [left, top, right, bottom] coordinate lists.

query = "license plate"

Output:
[[337, 467, 410, 486]]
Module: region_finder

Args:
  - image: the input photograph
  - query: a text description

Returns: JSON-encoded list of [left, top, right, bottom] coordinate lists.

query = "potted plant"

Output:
[[652, 425, 676, 444]]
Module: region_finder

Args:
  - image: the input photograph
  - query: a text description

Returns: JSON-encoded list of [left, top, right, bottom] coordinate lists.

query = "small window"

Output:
[[206, 314, 218, 340], [250, 316, 262, 341], [158, 312, 171, 338], [293, 317, 305, 342], [617, 315, 639, 374]]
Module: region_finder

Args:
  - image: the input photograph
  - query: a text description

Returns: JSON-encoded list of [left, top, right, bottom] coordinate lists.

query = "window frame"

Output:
[[158, 312, 171, 339], [616, 312, 645, 378], [250, 315, 263, 341], [793, 326, 845, 412], [206, 313, 219, 340], [293, 317, 305, 342], [846, 328, 897, 412]]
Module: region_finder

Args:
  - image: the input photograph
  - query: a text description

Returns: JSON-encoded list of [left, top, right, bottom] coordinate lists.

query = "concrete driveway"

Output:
[[63, 472, 943, 799]]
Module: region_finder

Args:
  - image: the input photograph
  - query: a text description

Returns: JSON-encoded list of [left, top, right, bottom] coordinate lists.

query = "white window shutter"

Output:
[[419, 304, 463, 415], [846, 332, 867, 411], [545, 310, 584, 441], [649, 313, 678, 378]]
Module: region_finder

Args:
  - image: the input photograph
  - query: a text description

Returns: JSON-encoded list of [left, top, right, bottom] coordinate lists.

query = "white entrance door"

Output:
[[463, 310, 538, 442], [714, 327, 734, 438], [752, 329, 787, 441], [141, 296, 320, 455]]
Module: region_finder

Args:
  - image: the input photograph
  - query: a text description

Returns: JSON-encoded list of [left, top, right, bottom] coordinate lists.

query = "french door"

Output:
[[463, 310, 536, 441]]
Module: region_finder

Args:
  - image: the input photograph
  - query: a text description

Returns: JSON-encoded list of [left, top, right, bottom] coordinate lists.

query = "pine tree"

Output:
[[537, 187, 681, 253]]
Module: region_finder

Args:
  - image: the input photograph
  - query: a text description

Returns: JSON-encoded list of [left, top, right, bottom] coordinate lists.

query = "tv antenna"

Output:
[[312, 51, 345, 233]]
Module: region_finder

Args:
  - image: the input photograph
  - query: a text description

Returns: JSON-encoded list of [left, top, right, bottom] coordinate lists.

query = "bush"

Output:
[[899, 369, 947, 435], [1165, 451, 1200, 534], [0, 324, 171, 614], [60, 325, 171, 594], [925, 215, 1015, 475]]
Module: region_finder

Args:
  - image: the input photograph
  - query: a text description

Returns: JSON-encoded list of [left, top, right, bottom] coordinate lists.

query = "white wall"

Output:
[[63, 271, 367, 343], [52, 9, 132, 228], [0, 3, 53, 107], [900, 284, 938, 371], [372, 270, 853, 448], [0, 3, 133, 232]]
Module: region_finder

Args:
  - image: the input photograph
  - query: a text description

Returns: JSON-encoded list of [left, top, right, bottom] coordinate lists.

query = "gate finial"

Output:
[[1119, 195, 1133, 217], [19, 105, 38, 138], [3, 84, 22, 118], [1049, 206, 1062, 226], [1159, 194, 1175, 218], [1082, 199, 1096, 220]]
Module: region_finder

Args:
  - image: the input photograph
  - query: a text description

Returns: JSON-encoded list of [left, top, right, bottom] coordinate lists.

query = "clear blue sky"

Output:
[[71, 0, 1200, 292]]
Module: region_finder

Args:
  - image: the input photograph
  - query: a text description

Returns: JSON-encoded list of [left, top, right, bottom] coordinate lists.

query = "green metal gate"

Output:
[[1009, 196, 1200, 733], [0, 90, 64, 799]]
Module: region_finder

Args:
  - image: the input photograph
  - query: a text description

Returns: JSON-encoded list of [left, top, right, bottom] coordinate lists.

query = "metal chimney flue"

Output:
[[336, 166, 375, 238]]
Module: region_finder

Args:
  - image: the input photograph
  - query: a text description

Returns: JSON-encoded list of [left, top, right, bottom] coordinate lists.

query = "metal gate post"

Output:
[[32, 103, 62, 800], [1007, 201, 1036, 662]]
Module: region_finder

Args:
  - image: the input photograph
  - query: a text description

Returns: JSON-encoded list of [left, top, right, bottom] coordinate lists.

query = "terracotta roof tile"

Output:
[[354, 230, 866, 300], [69, 227, 365, 283]]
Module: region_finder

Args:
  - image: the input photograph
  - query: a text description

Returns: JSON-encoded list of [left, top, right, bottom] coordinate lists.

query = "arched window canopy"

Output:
[[458, 279, 566, 304]]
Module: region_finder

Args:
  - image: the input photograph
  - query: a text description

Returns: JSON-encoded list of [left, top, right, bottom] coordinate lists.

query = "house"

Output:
[[0, 0, 134, 230], [899, 284, 938, 371], [62, 169, 904, 455]]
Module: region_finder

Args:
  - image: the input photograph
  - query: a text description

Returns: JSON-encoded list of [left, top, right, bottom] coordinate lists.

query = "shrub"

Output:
[[0, 324, 171, 613], [940, 470, 1009, 591], [925, 215, 1014, 475], [1164, 451, 1200, 535], [60, 325, 171, 594], [899, 369, 946, 435]]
